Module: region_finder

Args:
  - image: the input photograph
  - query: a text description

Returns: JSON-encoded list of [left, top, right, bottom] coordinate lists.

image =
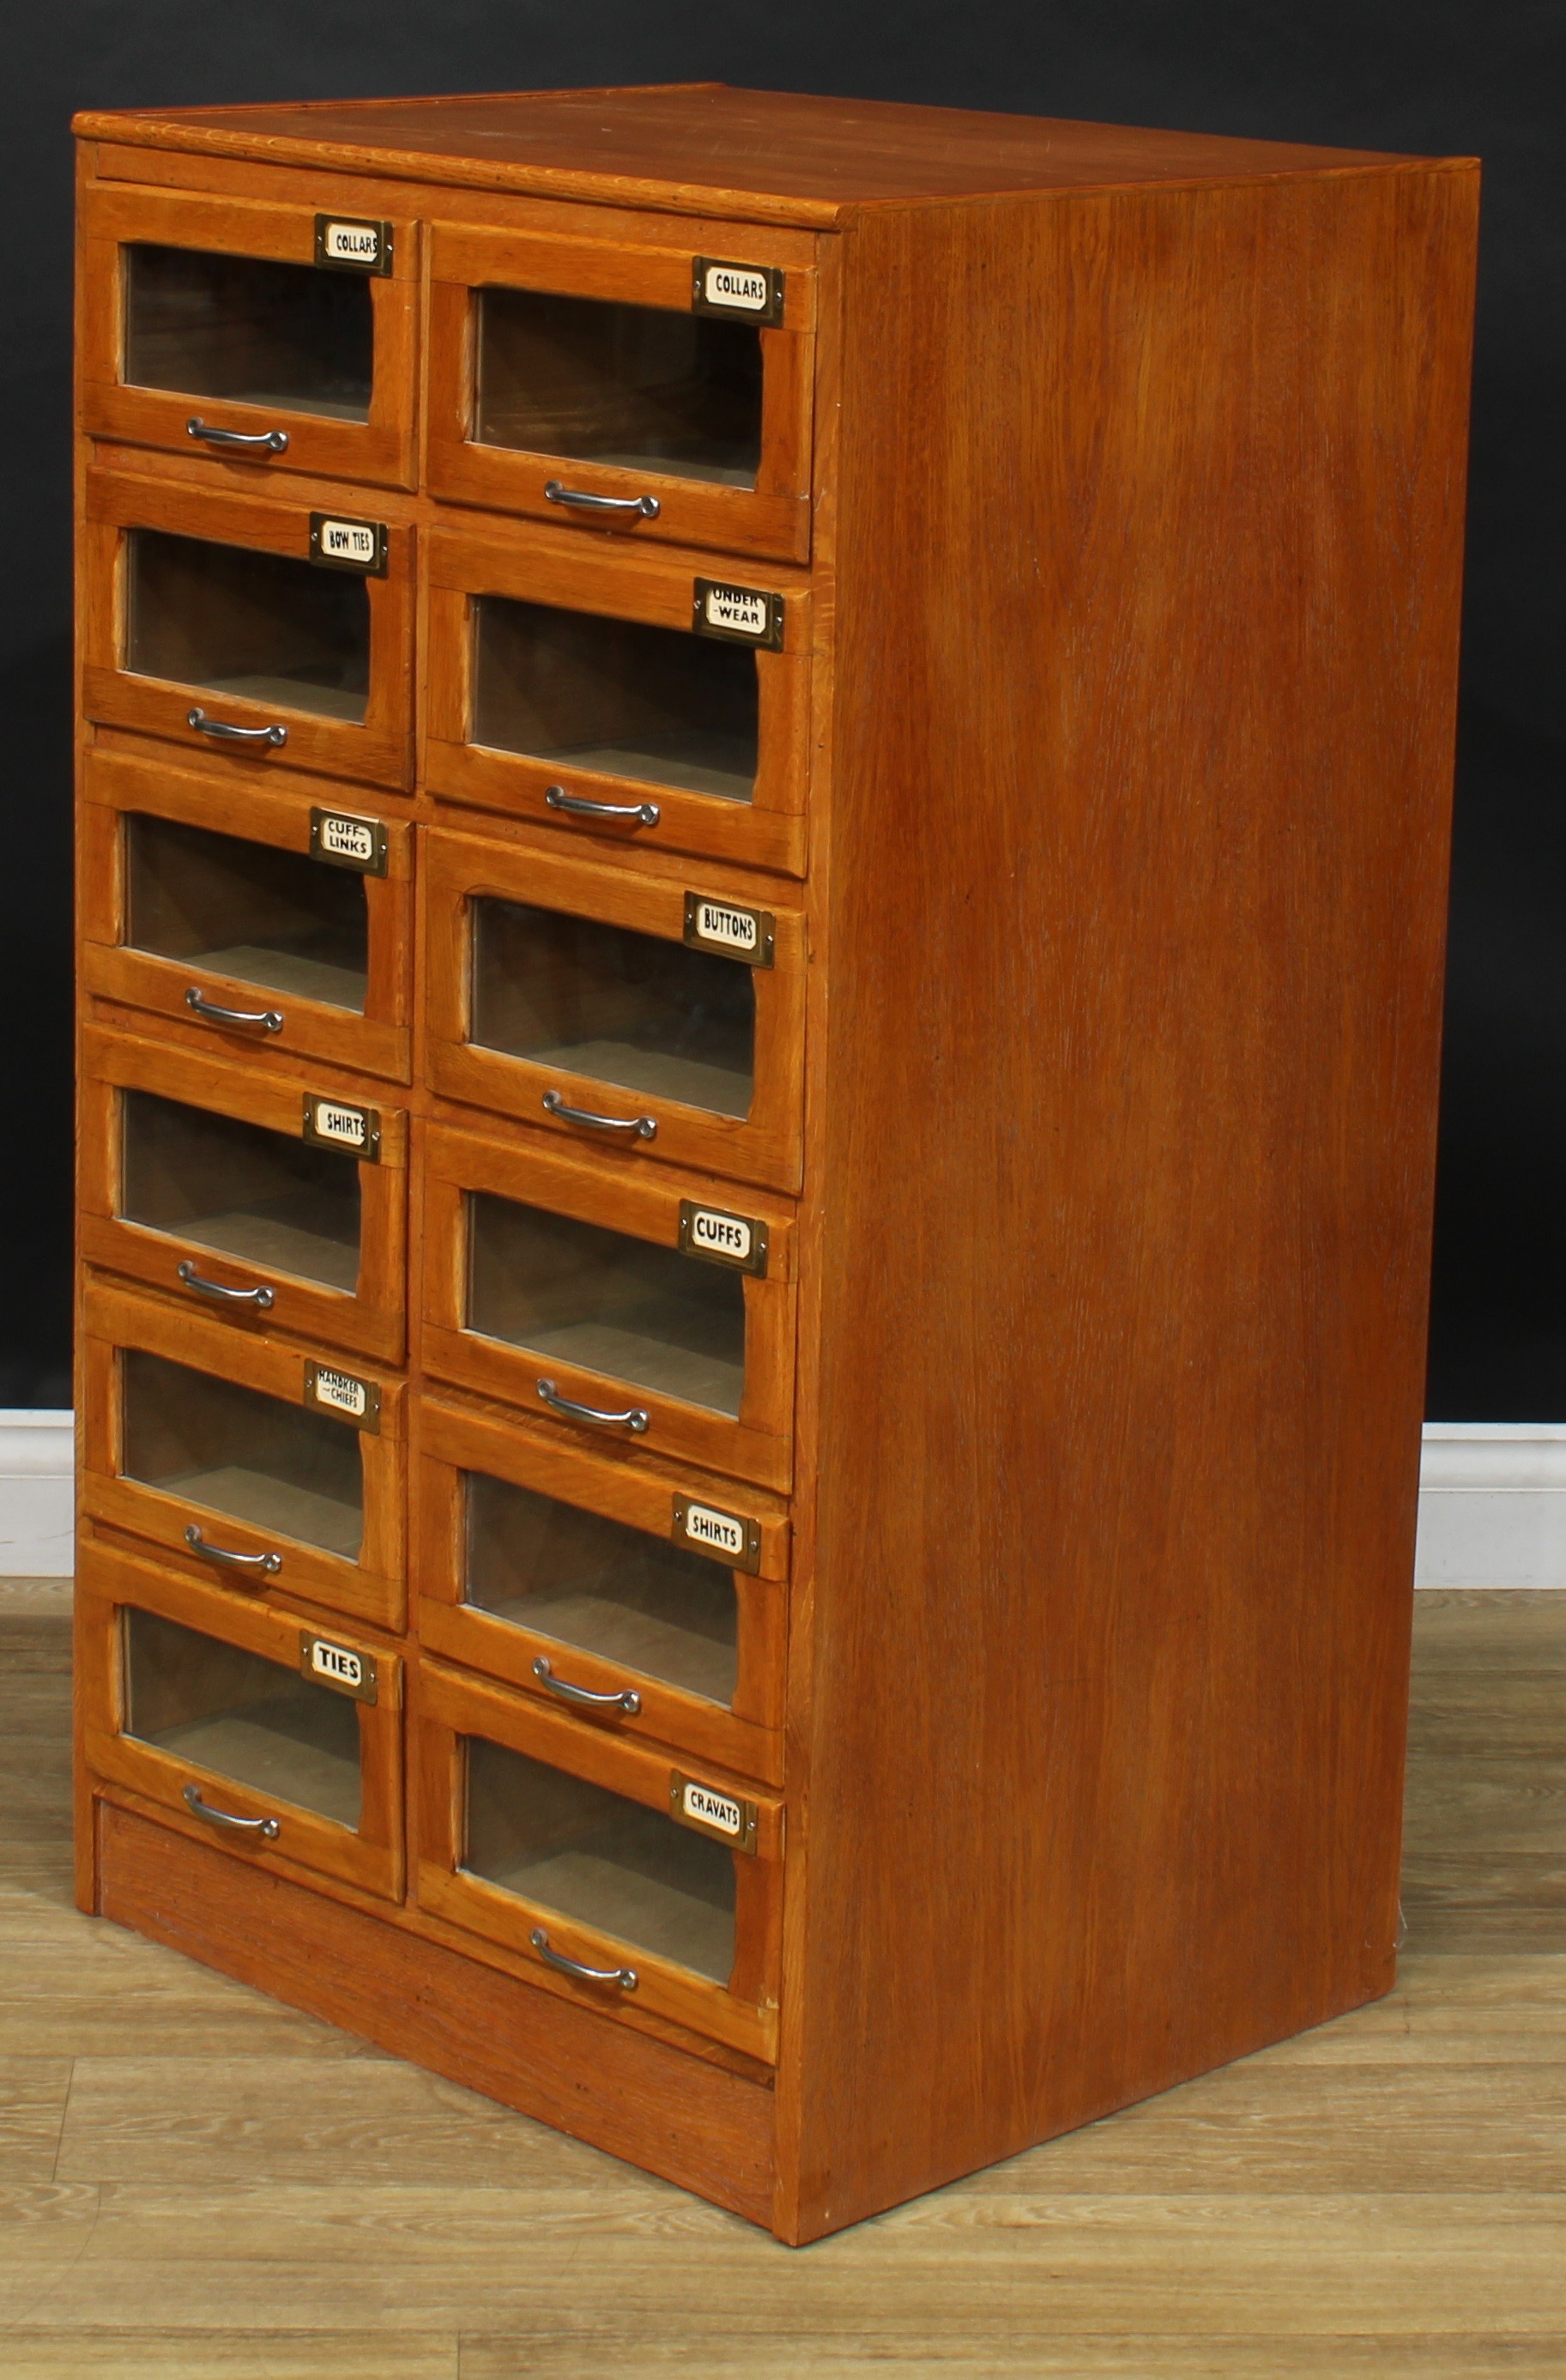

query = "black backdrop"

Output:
[[3, 5, 1560, 1413]]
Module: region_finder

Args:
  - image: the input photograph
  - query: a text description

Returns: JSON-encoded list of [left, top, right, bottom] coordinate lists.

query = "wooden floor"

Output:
[[1, 1582, 1563, 2375]]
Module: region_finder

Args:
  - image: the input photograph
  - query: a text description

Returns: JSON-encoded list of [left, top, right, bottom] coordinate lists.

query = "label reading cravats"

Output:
[[302, 1360, 381, 1432], [309, 514, 387, 574], [683, 893, 775, 966], [302, 1096, 380, 1160], [299, 1632, 378, 1702], [669, 1770, 759, 1851], [692, 578, 784, 650], [314, 215, 392, 274], [692, 257, 783, 323], [309, 808, 388, 875]]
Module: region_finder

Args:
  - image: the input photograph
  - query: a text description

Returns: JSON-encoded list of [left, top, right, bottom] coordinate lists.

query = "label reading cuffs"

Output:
[[308, 513, 387, 575], [302, 1094, 381, 1160], [309, 808, 388, 875], [692, 578, 784, 651], [314, 215, 393, 275], [672, 1493, 762, 1572], [683, 892, 775, 967], [302, 1360, 381, 1432], [299, 1631, 378, 1703], [670, 1770, 759, 1853], [692, 256, 784, 324], [678, 1199, 768, 1276]]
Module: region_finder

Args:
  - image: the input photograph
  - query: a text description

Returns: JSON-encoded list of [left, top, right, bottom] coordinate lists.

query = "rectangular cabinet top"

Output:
[[74, 82, 1457, 227]]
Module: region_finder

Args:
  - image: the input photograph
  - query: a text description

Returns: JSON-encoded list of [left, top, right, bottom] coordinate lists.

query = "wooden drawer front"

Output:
[[420, 1124, 795, 1493], [425, 220, 813, 565], [416, 1392, 786, 1784], [78, 1537, 403, 1902], [414, 1656, 781, 2060], [424, 521, 809, 881], [82, 468, 414, 790], [80, 1024, 408, 1365], [80, 182, 418, 489], [80, 1278, 406, 1633], [425, 830, 804, 1193], [80, 745, 413, 1084]]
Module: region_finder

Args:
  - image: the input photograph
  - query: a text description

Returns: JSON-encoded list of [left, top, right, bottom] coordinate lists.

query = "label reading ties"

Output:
[[682, 893, 775, 967], [298, 1631, 378, 1703], [302, 1360, 381, 1433], [309, 808, 388, 875], [670, 1770, 759, 1853], [313, 215, 393, 275], [677, 1200, 769, 1276], [308, 514, 387, 575], [672, 1493, 762, 1572], [301, 1095, 380, 1160], [692, 577, 785, 651], [691, 257, 784, 324]]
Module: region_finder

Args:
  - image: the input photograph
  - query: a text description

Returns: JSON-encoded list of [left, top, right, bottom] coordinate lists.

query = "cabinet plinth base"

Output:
[[94, 1796, 777, 2231]]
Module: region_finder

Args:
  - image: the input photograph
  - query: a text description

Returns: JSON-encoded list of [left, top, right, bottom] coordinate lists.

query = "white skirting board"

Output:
[[2, 1413, 1565, 1585]]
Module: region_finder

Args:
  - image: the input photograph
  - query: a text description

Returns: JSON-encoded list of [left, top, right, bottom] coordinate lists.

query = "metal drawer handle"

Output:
[[543, 478, 660, 520], [529, 1927, 637, 1991], [185, 985, 284, 1033], [178, 1259, 275, 1311], [187, 706, 288, 748], [187, 415, 289, 455], [184, 1523, 281, 1578], [545, 784, 661, 828], [183, 1783, 280, 1840], [531, 1656, 641, 1717], [536, 1378, 649, 1435], [541, 1089, 656, 1142]]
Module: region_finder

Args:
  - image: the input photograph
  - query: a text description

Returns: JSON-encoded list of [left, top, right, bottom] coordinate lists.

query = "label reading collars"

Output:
[[302, 1095, 380, 1160], [299, 1632, 378, 1703], [309, 808, 388, 875], [309, 514, 387, 574], [683, 893, 775, 966], [313, 215, 393, 275], [692, 578, 785, 650], [670, 1770, 759, 1852], [672, 1493, 763, 1573], [692, 257, 784, 324], [302, 1360, 381, 1432]]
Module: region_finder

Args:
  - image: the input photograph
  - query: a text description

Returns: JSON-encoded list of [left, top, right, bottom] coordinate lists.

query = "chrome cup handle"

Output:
[[543, 478, 660, 519], [529, 1928, 638, 1991]]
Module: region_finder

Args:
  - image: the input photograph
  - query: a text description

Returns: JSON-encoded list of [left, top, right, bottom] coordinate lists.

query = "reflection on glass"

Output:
[[467, 1192, 745, 1418], [471, 898, 754, 1119], [475, 287, 761, 488], [126, 530, 370, 724], [121, 1088, 361, 1293], [127, 815, 369, 1012], [124, 244, 373, 421], [472, 597, 756, 804], [121, 1348, 364, 1559], [466, 1469, 738, 1705], [464, 1734, 735, 1982], [125, 1606, 361, 1826]]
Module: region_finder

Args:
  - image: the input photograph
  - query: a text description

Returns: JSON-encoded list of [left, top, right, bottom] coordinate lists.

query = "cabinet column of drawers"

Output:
[[72, 85, 1478, 2243]]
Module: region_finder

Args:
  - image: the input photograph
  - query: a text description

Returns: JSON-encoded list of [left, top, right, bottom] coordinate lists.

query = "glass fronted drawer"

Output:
[[82, 469, 414, 790], [425, 523, 810, 879], [416, 1391, 787, 1782], [425, 218, 813, 563], [80, 1278, 405, 1632], [78, 1538, 402, 1900], [424, 829, 804, 1192], [421, 1125, 795, 1493], [79, 1024, 408, 1363], [79, 745, 413, 1085], [414, 1657, 782, 2058], [79, 182, 417, 488]]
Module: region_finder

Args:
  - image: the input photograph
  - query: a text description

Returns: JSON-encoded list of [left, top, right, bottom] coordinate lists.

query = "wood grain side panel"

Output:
[[782, 166, 1478, 2239], [96, 1796, 777, 2227]]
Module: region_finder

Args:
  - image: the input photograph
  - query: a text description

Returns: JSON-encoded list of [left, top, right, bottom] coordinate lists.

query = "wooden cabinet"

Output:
[[73, 85, 1478, 2244]]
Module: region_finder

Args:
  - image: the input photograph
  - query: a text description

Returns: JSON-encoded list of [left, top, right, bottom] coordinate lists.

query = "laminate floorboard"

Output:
[[0, 1580, 1562, 2375]]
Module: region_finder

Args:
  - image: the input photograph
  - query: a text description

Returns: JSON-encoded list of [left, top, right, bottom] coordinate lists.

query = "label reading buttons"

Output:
[[683, 893, 775, 966]]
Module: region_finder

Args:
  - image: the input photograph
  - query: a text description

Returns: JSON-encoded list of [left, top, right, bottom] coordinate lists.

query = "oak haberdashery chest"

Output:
[[70, 82, 1478, 2242]]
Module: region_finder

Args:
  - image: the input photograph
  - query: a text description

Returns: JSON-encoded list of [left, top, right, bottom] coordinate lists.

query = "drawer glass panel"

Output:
[[121, 1348, 364, 1559], [125, 1606, 361, 1826], [467, 1193, 745, 1418], [127, 814, 369, 1011], [121, 1088, 361, 1292], [471, 898, 754, 1119], [466, 1469, 738, 1705], [124, 244, 374, 421], [465, 1734, 735, 1983], [126, 530, 370, 724], [475, 288, 762, 489], [472, 597, 757, 804]]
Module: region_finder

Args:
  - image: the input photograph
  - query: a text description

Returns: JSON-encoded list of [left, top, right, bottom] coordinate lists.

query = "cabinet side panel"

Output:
[[787, 164, 1478, 2239]]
